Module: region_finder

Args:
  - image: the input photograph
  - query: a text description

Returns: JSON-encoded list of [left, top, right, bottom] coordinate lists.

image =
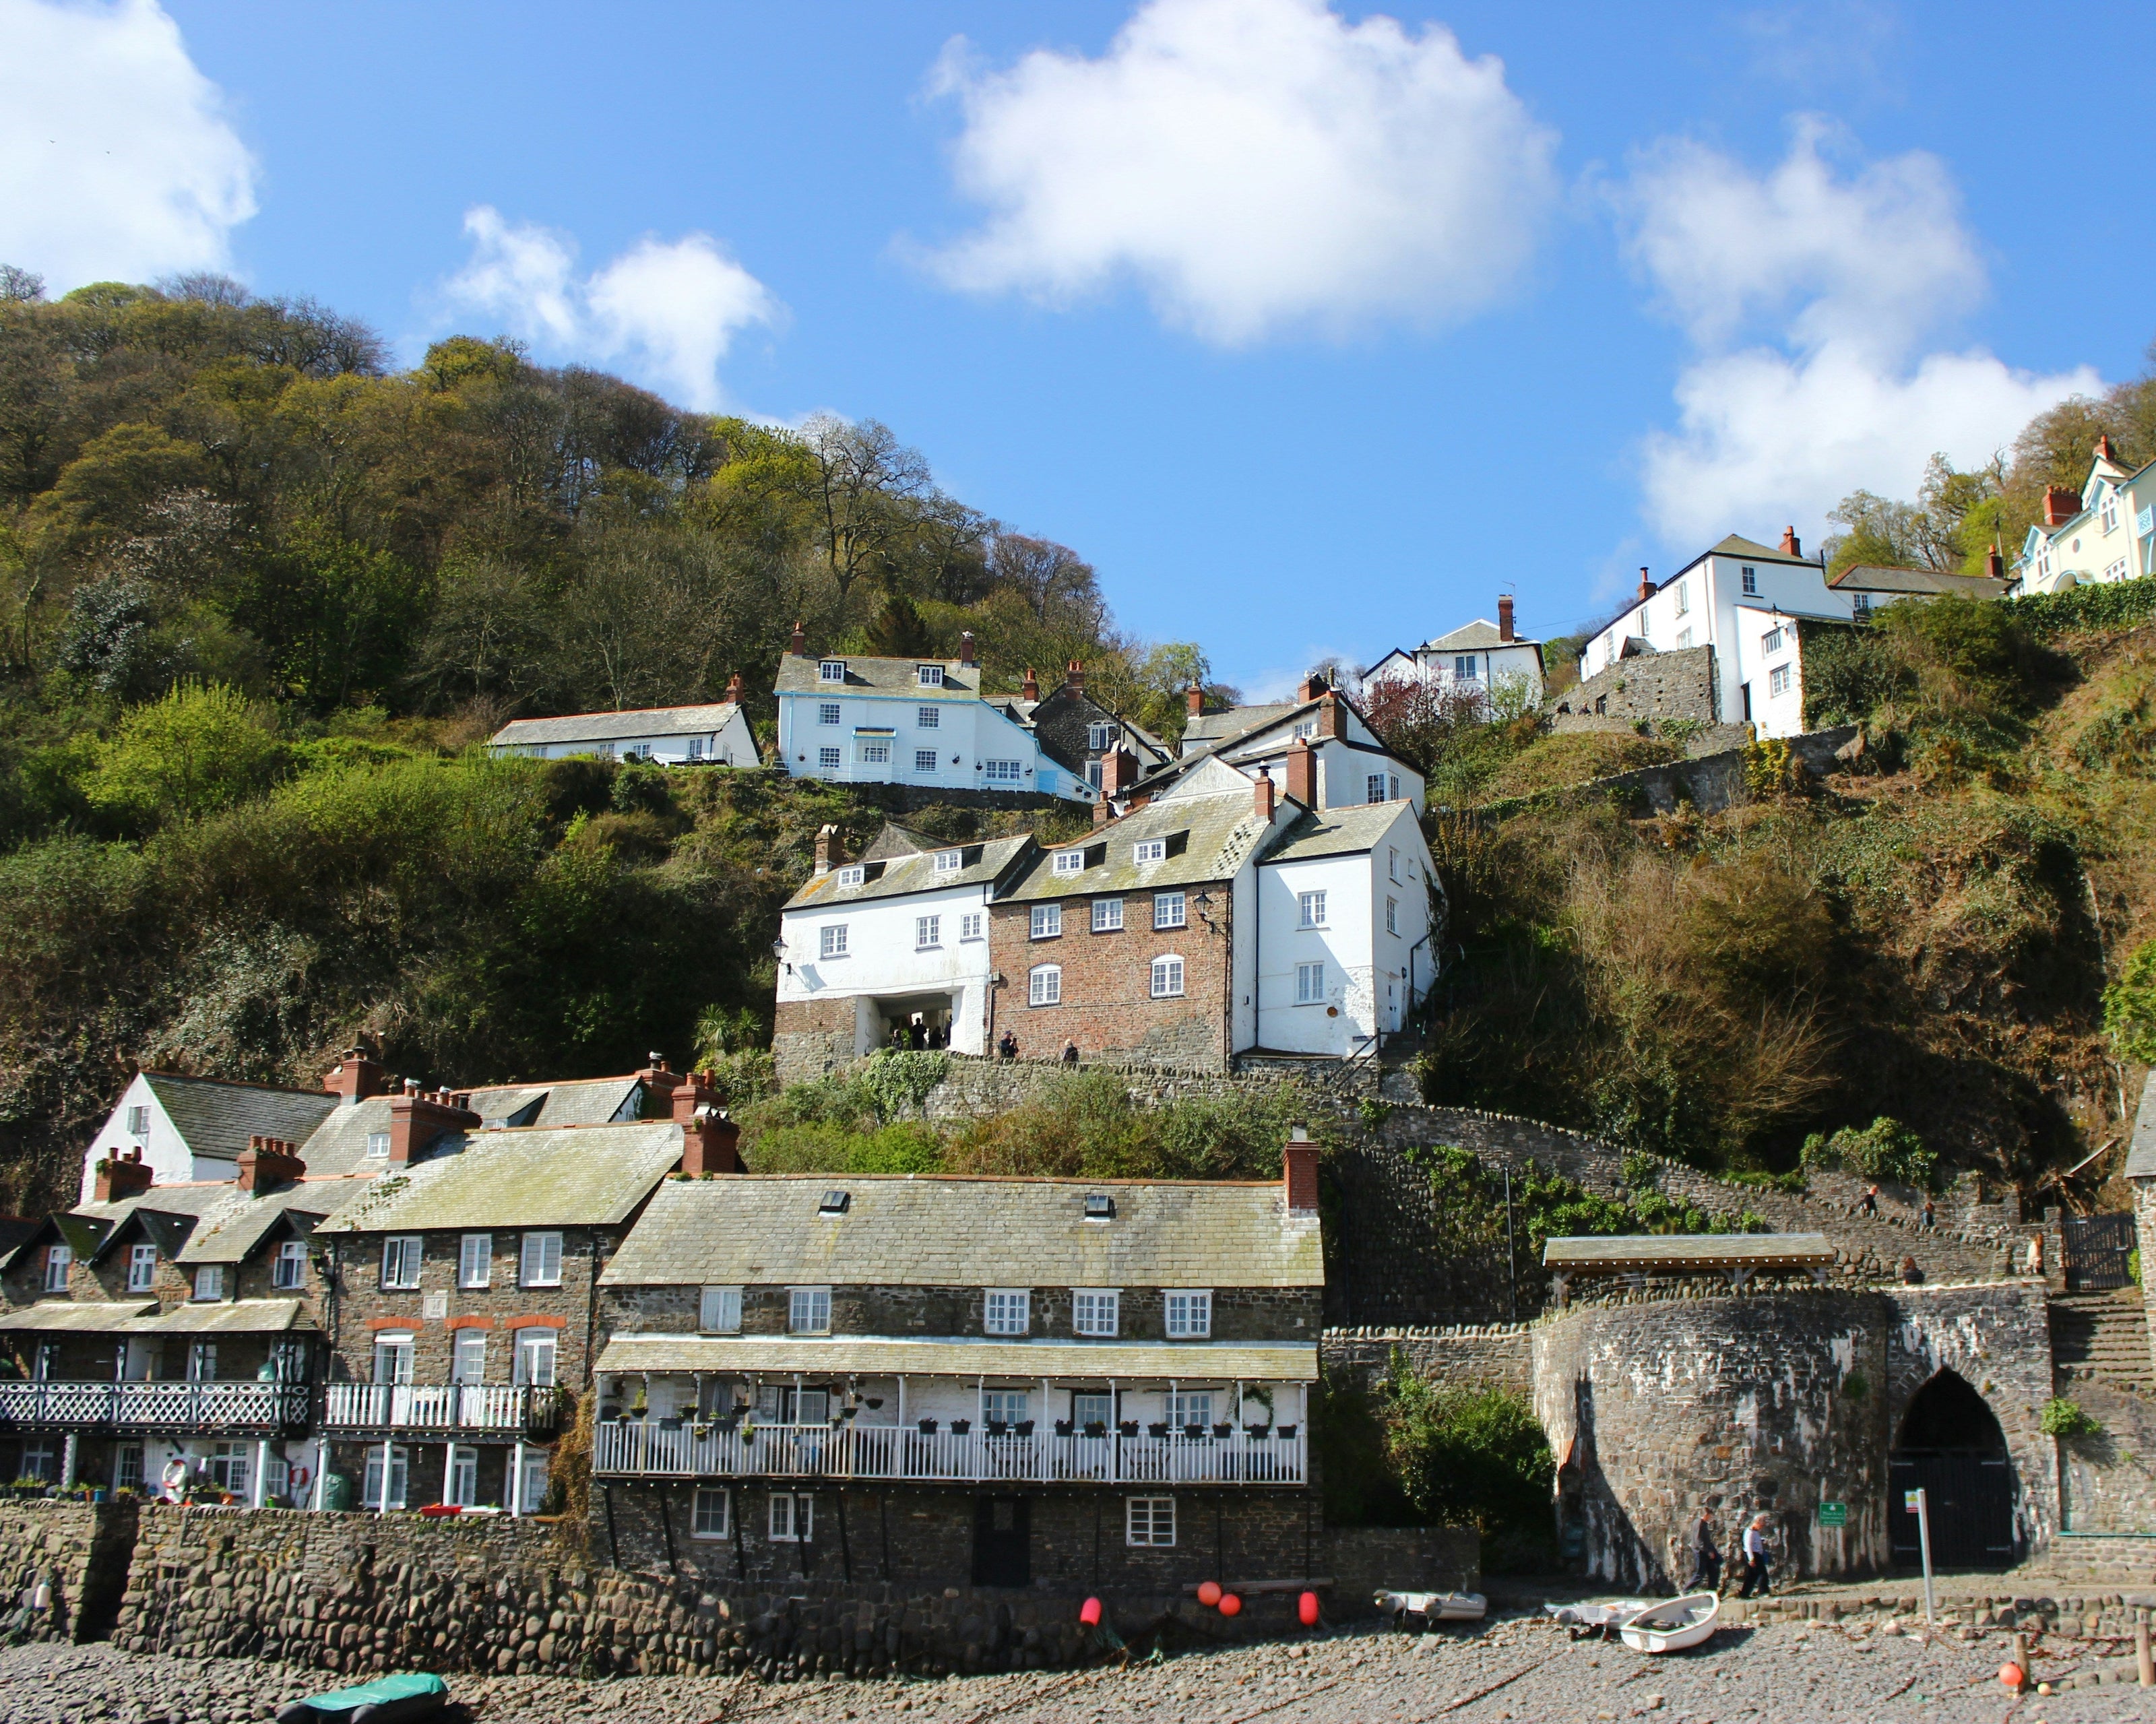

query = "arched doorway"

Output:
[[1889, 1371, 2014, 1569]]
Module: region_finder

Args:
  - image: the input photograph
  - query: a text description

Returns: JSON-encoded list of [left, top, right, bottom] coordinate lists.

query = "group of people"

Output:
[[886, 1016, 949, 1050], [1687, 1507, 1778, 1598], [992, 1030, 1082, 1066]]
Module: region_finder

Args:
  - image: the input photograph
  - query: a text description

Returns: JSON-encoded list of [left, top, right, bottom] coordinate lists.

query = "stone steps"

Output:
[[2050, 1293, 2154, 1397]]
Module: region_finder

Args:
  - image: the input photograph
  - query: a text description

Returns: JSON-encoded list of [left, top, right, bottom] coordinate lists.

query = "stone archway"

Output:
[[1888, 1370, 2014, 1569]]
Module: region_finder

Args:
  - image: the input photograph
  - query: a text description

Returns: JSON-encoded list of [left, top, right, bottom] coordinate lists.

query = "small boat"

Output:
[[1616, 1592, 1719, 1654], [273, 1673, 449, 1724], [1547, 1598, 1656, 1632], [1374, 1589, 1487, 1627]]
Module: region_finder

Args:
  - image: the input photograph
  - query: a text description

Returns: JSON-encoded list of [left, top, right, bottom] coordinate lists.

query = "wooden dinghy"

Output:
[[1374, 1589, 1487, 1627], [1547, 1598, 1656, 1632], [273, 1673, 449, 1724], [1616, 1592, 1719, 1654]]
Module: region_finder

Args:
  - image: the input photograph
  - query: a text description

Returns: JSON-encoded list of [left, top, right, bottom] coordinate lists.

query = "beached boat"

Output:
[[1616, 1592, 1719, 1654], [1374, 1589, 1487, 1626], [272, 1673, 449, 1724], [1546, 1598, 1657, 1632]]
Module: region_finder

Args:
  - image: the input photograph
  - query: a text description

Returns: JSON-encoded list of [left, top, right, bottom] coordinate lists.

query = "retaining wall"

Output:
[[0, 1498, 135, 1642], [1320, 1324, 1535, 1397]]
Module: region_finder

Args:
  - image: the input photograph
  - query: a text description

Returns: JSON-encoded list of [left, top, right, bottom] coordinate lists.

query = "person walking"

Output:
[[1685, 1507, 1722, 1592], [1860, 1184, 1879, 1216], [1738, 1512, 1774, 1598], [1921, 1196, 1935, 1230]]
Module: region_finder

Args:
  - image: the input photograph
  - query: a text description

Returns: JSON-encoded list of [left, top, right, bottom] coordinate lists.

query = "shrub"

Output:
[[84, 682, 286, 825], [2103, 938, 2156, 1065], [1799, 1116, 1937, 1189], [2040, 1397, 2101, 1438], [2006, 576, 2156, 639]]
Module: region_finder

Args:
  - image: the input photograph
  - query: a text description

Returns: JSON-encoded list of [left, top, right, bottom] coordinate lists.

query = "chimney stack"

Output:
[[1021, 668, 1039, 701], [1100, 746, 1138, 802], [1779, 526, 1802, 557], [959, 631, 977, 667], [1283, 1124, 1319, 1214], [237, 1135, 305, 1193], [1986, 543, 2006, 581], [724, 672, 743, 703], [1297, 672, 1328, 705], [1497, 594, 1515, 643], [94, 1149, 152, 1205], [323, 1044, 387, 1106], [637, 1054, 683, 1112], [2097, 434, 2117, 464], [1284, 737, 1317, 807], [1316, 689, 1345, 740], [1637, 568, 1653, 604], [1253, 767, 1277, 821], [679, 1108, 743, 1176], [1065, 660, 1084, 696], [788, 620, 806, 656], [1186, 682, 1205, 717], [387, 1088, 480, 1166], [813, 823, 841, 877], [669, 1071, 719, 1124], [2043, 488, 2081, 528]]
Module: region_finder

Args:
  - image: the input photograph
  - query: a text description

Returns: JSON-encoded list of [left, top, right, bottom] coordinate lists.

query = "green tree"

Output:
[[2104, 939, 2156, 1066], [84, 682, 285, 825]]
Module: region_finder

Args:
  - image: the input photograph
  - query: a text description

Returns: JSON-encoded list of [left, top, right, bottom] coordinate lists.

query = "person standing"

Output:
[[997, 1028, 1018, 1062], [1060, 1039, 1079, 1068], [1738, 1512, 1773, 1598], [1686, 1507, 1722, 1592], [1861, 1184, 1879, 1215]]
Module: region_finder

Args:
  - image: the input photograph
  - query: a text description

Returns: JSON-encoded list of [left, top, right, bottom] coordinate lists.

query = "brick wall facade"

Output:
[[986, 894, 1232, 1070]]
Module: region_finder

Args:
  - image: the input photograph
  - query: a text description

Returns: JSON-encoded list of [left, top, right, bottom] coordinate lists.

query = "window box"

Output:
[[949, 1418, 972, 1435], [1147, 1422, 1170, 1439]]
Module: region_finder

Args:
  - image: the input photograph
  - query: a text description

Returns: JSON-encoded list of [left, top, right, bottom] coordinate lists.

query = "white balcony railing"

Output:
[[0, 1380, 309, 1431], [321, 1382, 565, 1434], [592, 1420, 1306, 1487]]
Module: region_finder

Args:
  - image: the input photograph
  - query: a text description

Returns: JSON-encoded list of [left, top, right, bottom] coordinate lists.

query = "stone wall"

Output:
[[1320, 1324, 1534, 1397], [773, 996, 861, 1087], [2057, 1383, 2156, 1535], [1554, 646, 1721, 728], [1486, 726, 1860, 820], [0, 1498, 136, 1642]]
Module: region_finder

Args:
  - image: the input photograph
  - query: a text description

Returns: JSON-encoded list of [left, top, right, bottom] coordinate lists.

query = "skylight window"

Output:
[[1082, 1193, 1114, 1220], [817, 1190, 850, 1215]]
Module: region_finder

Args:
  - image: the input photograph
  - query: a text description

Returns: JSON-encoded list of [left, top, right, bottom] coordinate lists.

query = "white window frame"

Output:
[[959, 912, 983, 941], [916, 914, 941, 950], [770, 1492, 815, 1541], [1675, 580, 1689, 615], [1030, 904, 1062, 940], [692, 1487, 731, 1539], [458, 1233, 492, 1289], [1769, 664, 1792, 697], [1298, 890, 1326, 928], [699, 1286, 743, 1333], [520, 1232, 563, 1289], [820, 924, 849, 959], [1086, 722, 1114, 751], [1165, 1289, 1213, 1338], [933, 848, 963, 873], [1150, 955, 1184, 998], [2102, 499, 2119, 534], [191, 1264, 224, 1302], [818, 660, 846, 682], [1296, 961, 1325, 1005], [1154, 891, 1185, 930], [818, 746, 842, 770], [817, 702, 840, 726], [381, 1236, 421, 1291], [984, 1289, 1030, 1335], [513, 1329, 558, 1387], [918, 705, 941, 728], [1386, 897, 1399, 936], [1127, 1496, 1176, 1547], [858, 740, 891, 766], [788, 1285, 832, 1335], [1133, 838, 1166, 864], [1389, 774, 1400, 801], [1452, 657, 1477, 681], [1029, 964, 1063, 1007], [125, 1104, 150, 1137], [917, 664, 944, 687], [127, 1241, 157, 1292], [1091, 897, 1123, 932], [1675, 627, 1692, 649], [1073, 1288, 1120, 1337], [451, 1330, 487, 1386], [371, 1332, 415, 1386], [984, 759, 1023, 782], [914, 748, 939, 775], [1389, 845, 1400, 885], [1052, 850, 1085, 876], [365, 1131, 391, 1159], [272, 1239, 307, 1291], [1366, 773, 1386, 803]]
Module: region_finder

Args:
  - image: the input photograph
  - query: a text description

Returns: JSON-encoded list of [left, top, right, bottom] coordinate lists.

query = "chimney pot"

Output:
[[1637, 567, 1653, 604], [1186, 682, 1205, 717], [959, 630, 977, 667], [1065, 660, 1084, 695], [323, 1046, 387, 1106], [813, 823, 841, 877], [94, 1155, 154, 1204], [386, 1089, 480, 1166], [1986, 546, 2006, 581], [236, 1137, 305, 1194], [1284, 1124, 1319, 1213], [1284, 737, 1318, 807], [1497, 594, 1515, 643], [1021, 667, 1039, 701], [1297, 672, 1328, 705], [788, 621, 806, 656], [724, 672, 743, 703], [2097, 434, 2117, 463], [1253, 767, 1277, 821], [1779, 525, 1802, 556]]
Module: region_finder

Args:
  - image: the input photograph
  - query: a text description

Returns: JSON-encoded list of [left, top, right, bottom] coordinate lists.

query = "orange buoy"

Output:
[[1999, 1661, 2024, 1690], [1197, 1581, 1222, 1608], [1079, 1597, 1102, 1626], [1219, 1593, 1242, 1618], [1298, 1591, 1321, 1627]]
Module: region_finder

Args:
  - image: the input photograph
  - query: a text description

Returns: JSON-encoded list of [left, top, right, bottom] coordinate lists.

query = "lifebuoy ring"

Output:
[[288, 1463, 312, 1490]]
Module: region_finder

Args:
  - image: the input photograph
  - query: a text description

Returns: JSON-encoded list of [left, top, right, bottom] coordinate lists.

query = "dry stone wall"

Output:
[[0, 1499, 135, 1642], [1321, 1324, 1534, 1397]]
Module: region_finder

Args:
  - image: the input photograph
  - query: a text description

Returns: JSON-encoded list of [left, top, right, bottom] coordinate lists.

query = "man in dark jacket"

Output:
[[1686, 1507, 1722, 1591]]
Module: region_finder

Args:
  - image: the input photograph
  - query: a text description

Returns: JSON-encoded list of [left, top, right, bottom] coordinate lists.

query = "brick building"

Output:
[[588, 1132, 1323, 1590]]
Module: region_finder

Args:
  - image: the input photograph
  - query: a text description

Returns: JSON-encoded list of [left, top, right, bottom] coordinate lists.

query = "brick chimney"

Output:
[[94, 1148, 152, 1204], [1297, 672, 1328, 705], [679, 1108, 743, 1176], [959, 631, 977, 667], [669, 1071, 719, 1123], [387, 1083, 480, 1166], [1284, 737, 1317, 806], [1316, 690, 1346, 740], [1186, 682, 1205, 717], [1779, 526, 1802, 556], [637, 1054, 683, 1114], [1283, 1124, 1319, 1214], [237, 1135, 305, 1193], [1986, 544, 2006, 581], [724, 672, 743, 703], [1253, 766, 1276, 821], [1637, 568, 1653, 604], [1100, 747, 1138, 802], [788, 620, 806, 656], [323, 1044, 387, 1106], [813, 824, 841, 877], [1065, 660, 1084, 695], [2044, 488, 2081, 527], [1021, 668, 1039, 701], [1498, 595, 1515, 643], [2097, 434, 2117, 464]]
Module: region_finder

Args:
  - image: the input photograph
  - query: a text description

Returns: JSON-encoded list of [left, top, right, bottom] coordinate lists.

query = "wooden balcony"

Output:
[[321, 1382, 566, 1438], [0, 1379, 310, 1434], [592, 1419, 1306, 1488]]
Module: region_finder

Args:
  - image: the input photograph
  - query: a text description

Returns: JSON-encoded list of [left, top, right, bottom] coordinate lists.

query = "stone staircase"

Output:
[[2050, 1291, 2155, 1397]]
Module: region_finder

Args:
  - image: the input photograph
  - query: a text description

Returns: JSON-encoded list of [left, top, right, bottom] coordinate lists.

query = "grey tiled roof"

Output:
[[2127, 1074, 2156, 1181], [174, 1180, 358, 1265], [1828, 565, 2010, 598], [786, 833, 1035, 912], [1701, 533, 1810, 566], [1261, 801, 1416, 864], [139, 1297, 308, 1335], [0, 1300, 158, 1331], [598, 1333, 1319, 1382], [490, 703, 740, 747], [775, 654, 992, 701], [1182, 703, 1296, 747], [601, 1173, 1323, 1290], [141, 1073, 339, 1163], [313, 1122, 683, 1234], [1000, 789, 1272, 902], [295, 1097, 400, 1176], [1419, 619, 1542, 651]]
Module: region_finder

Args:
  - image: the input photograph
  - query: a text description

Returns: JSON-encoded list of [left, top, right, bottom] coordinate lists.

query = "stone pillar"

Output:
[[59, 1432, 77, 1489]]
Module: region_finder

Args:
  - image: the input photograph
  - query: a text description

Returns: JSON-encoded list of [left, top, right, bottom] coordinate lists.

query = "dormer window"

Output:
[[365, 1130, 390, 1158], [817, 1190, 850, 1215], [1292, 720, 1317, 739], [917, 664, 944, 687], [1052, 850, 1086, 876], [1133, 839, 1166, 864], [933, 849, 963, 873], [1086, 722, 1114, 751], [837, 865, 865, 887], [819, 660, 846, 683]]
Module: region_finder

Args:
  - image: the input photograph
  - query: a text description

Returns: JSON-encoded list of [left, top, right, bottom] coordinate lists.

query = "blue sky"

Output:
[[5, 1, 2151, 696]]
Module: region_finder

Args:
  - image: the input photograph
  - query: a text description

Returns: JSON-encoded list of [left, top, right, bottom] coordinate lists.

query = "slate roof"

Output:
[[1001, 789, 1272, 901], [1261, 801, 1416, 864], [175, 1183, 348, 1266], [139, 1298, 307, 1335], [0, 1300, 158, 1331], [287, 1096, 399, 1176], [775, 655, 990, 701], [785, 833, 1035, 912], [313, 1122, 684, 1235], [468, 1076, 645, 1129], [601, 1174, 1323, 1290], [1829, 565, 2010, 599], [2126, 1073, 2156, 1181], [1182, 703, 1297, 748], [597, 1333, 1320, 1383], [140, 1073, 339, 1164], [1420, 619, 1544, 652], [490, 702, 741, 748], [1699, 533, 1812, 567]]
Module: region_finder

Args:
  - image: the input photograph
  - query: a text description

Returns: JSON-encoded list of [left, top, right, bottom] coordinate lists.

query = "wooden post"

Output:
[[2136, 1611, 2153, 1687]]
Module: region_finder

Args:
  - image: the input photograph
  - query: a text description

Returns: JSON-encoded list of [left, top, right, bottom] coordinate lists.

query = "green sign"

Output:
[[1818, 1501, 1847, 1527]]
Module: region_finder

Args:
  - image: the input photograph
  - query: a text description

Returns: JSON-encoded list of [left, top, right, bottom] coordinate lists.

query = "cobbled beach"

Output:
[[6, 1607, 2155, 1724]]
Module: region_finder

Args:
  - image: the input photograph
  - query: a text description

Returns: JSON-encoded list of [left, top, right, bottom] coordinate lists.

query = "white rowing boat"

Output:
[[1546, 1598, 1656, 1631], [1616, 1591, 1719, 1654], [1374, 1589, 1488, 1626]]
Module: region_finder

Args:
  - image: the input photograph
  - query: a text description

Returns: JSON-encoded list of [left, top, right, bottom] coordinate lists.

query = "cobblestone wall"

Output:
[[0, 1499, 135, 1642], [1554, 647, 1721, 727], [2057, 1383, 2156, 1535]]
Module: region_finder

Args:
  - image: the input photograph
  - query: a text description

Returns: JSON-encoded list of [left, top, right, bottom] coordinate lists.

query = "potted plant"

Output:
[[1085, 1422, 1108, 1439], [1117, 1421, 1139, 1438], [949, 1417, 972, 1435], [917, 1417, 939, 1434], [1182, 1424, 1205, 1440], [1211, 1422, 1232, 1439], [1242, 1423, 1271, 1438], [1276, 1424, 1297, 1439], [1147, 1422, 1170, 1440], [1053, 1419, 1074, 1438], [986, 1419, 1008, 1437], [1015, 1419, 1034, 1437]]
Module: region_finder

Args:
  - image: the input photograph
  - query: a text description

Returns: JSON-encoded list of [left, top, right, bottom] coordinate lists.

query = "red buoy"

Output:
[[1197, 1580, 1222, 1607], [1298, 1591, 1321, 1628], [1079, 1597, 1102, 1626], [1998, 1661, 2024, 1691], [1219, 1593, 1242, 1618]]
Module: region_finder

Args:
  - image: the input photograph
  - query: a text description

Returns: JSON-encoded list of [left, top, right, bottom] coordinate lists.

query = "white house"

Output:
[[78, 1073, 340, 1204], [774, 629, 1085, 802], [773, 827, 1036, 1074], [1827, 563, 2010, 614], [1162, 680, 1427, 815], [1364, 594, 1546, 710], [488, 686, 759, 766], [2013, 437, 2156, 595]]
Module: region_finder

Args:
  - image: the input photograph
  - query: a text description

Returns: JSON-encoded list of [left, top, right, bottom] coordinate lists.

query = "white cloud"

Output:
[[919, 0, 1558, 346], [0, 0, 257, 289], [1618, 121, 2096, 545], [442, 207, 782, 410]]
